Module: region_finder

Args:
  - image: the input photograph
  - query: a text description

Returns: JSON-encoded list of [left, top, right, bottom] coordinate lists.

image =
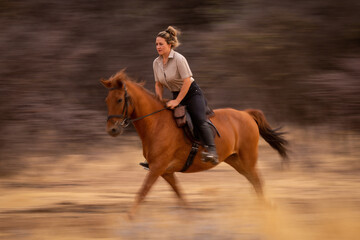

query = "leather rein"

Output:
[[107, 83, 169, 128]]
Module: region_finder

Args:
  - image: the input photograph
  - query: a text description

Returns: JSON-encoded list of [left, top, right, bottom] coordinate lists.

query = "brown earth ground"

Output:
[[0, 127, 359, 240]]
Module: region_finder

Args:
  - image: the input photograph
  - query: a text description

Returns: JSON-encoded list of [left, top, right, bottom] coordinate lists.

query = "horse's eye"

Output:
[[117, 99, 123, 103]]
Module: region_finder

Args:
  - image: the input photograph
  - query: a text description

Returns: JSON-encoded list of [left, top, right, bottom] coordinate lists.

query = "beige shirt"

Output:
[[153, 49, 194, 92]]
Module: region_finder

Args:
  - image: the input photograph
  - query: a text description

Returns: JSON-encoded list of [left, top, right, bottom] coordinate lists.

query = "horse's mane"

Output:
[[110, 69, 166, 104]]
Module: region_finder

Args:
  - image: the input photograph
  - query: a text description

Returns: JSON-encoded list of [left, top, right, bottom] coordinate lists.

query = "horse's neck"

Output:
[[128, 82, 163, 117], [127, 82, 169, 139]]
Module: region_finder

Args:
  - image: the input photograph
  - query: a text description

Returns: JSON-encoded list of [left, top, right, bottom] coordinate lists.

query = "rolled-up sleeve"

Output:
[[177, 55, 193, 79]]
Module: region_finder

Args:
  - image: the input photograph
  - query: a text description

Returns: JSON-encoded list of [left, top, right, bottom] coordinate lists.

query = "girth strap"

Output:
[[180, 143, 199, 172]]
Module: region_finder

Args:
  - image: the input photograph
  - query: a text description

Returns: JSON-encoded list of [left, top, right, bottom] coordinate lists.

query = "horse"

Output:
[[101, 69, 288, 218]]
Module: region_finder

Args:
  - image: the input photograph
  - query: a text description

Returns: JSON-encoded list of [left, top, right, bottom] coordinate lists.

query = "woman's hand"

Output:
[[166, 99, 180, 109]]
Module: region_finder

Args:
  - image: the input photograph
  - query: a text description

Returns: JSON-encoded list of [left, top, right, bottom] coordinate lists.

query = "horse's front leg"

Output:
[[162, 172, 188, 207], [128, 165, 164, 219]]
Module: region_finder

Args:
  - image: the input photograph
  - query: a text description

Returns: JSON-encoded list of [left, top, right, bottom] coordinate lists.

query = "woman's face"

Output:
[[156, 37, 171, 56]]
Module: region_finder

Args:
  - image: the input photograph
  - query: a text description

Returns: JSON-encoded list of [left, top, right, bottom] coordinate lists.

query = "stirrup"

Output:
[[139, 162, 149, 170]]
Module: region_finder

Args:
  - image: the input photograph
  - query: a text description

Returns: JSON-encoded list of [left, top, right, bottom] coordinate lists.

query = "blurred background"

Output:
[[0, 1, 359, 239], [1, 0, 360, 171]]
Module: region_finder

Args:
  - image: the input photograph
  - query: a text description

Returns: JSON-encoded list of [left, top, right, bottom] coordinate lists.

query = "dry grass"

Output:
[[0, 128, 359, 240]]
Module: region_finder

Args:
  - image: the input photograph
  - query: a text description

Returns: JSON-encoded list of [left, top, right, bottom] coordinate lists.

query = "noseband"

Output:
[[106, 83, 169, 128]]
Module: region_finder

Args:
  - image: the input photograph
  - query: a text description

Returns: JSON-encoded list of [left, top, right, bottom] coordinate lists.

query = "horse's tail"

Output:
[[245, 109, 289, 162]]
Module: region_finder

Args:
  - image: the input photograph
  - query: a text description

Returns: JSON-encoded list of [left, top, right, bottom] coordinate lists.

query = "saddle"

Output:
[[173, 105, 220, 145], [173, 105, 220, 172]]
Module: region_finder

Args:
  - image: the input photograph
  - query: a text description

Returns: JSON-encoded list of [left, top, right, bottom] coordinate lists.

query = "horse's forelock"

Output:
[[106, 70, 163, 103], [109, 69, 129, 88]]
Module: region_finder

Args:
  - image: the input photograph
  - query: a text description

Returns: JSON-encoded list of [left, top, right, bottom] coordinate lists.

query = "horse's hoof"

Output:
[[127, 211, 135, 220], [179, 200, 189, 208], [263, 200, 277, 209]]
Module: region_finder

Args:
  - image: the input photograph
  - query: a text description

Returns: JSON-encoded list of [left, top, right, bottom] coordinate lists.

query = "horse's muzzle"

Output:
[[107, 123, 124, 137]]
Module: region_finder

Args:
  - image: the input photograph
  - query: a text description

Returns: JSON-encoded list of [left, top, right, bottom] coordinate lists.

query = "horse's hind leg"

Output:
[[162, 172, 187, 207], [225, 154, 264, 200], [244, 168, 264, 200]]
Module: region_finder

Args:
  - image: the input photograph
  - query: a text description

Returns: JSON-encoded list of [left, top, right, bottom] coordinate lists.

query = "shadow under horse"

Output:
[[101, 69, 288, 218]]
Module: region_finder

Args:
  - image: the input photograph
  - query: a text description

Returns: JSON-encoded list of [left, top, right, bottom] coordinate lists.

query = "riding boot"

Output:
[[199, 122, 219, 165], [139, 160, 149, 170]]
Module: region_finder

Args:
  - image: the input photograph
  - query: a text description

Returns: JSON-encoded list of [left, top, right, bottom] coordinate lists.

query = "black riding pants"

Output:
[[172, 82, 207, 128]]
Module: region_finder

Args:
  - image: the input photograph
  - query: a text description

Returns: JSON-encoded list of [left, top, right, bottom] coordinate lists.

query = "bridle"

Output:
[[106, 83, 169, 128], [107, 83, 133, 128]]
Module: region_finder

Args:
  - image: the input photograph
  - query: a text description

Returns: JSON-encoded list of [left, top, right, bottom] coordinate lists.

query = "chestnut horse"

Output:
[[101, 69, 288, 218]]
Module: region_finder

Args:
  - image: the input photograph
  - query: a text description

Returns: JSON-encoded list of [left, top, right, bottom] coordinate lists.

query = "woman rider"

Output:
[[140, 26, 218, 169]]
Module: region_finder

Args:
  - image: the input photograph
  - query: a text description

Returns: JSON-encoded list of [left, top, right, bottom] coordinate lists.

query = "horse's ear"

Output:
[[114, 78, 124, 89], [100, 78, 112, 89]]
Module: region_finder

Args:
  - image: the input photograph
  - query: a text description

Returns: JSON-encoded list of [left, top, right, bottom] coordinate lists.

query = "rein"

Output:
[[107, 83, 169, 127]]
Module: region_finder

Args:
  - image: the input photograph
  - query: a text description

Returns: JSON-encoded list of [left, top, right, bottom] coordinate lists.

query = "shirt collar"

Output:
[[159, 49, 175, 60], [168, 49, 175, 58]]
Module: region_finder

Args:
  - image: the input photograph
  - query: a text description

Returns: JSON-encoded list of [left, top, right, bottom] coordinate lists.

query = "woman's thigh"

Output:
[[185, 94, 207, 126]]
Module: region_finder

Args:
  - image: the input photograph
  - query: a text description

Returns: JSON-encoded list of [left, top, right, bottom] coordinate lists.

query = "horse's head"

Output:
[[100, 69, 134, 137]]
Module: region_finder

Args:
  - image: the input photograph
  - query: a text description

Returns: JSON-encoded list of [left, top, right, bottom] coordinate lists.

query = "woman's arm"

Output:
[[166, 77, 192, 109], [155, 81, 164, 101]]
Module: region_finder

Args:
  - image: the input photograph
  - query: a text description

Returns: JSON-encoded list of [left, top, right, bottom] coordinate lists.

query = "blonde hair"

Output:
[[157, 26, 181, 49]]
